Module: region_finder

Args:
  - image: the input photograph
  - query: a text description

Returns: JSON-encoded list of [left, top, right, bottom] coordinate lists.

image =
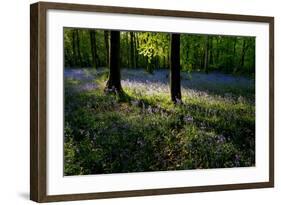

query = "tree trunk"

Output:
[[75, 29, 82, 67], [170, 33, 181, 103], [233, 38, 238, 73], [155, 56, 159, 69], [209, 36, 213, 66], [163, 56, 166, 68], [71, 30, 77, 66], [204, 36, 209, 73], [216, 37, 220, 64], [106, 31, 122, 92], [135, 33, 139, 68], [146, 57, 153, 73], [130, 32, 136, 68], [166, 56, 168, 69], [89, 30, 99, 69], [239, 39, 246, 71], [104, 30, 109, 67], [125, 33, 130, 68]]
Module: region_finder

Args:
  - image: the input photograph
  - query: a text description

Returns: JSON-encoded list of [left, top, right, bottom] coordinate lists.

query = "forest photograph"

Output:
[[63, 27, 255, 176]]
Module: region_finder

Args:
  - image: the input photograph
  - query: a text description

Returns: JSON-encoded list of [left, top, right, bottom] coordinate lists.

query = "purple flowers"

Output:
[[183, 115, 193, 123], [104, 86, 118, 94], [64, 68, 254, 105], [131, 100, 140, 106], [234, 154, 241, 166], [215, 135, 226, 143]]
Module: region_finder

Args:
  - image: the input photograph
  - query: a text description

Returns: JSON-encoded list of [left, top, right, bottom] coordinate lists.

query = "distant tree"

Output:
[[215, 36, 221, 66], [89, 30, 99, 69], [232, 38, 238, 73], [75, 29, 82, 67], [71, 30, 77, 66], [134, 33, 139, 68], [209, 36, 214, 67], [106, 31, 122, 92], [232, 38, 237, 66], [125, 32, 130, 67], [129, 32, 135, 68], [104, 31, 109, 67], [239, 39, 247, 71], [204, 35, 209, 73], [170, 33, 181, 103]]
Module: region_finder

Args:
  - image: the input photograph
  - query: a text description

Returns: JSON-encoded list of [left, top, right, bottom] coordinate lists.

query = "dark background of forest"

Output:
[[64, 28, 255, 76]]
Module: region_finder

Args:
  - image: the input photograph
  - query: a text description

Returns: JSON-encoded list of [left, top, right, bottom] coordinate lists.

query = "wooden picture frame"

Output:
[[30, 1, 274, 202]]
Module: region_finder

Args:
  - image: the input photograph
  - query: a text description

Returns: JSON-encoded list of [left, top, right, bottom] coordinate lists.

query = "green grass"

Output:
[[64, 78, 255, 176]]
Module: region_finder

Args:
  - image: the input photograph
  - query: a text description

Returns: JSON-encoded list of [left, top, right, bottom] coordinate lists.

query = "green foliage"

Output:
[[64, 28, 255, 75], [64, 28, 107, 68], [137, 32, 169, 72]]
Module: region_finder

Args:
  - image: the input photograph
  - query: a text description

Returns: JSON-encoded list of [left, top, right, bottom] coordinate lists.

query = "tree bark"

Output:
[[216, 37, 220, 64], [75, 29, 83, 67], [104, 30, 109, 67], [239, 39, 246, 70], [170, 33, 181, 103], [135, 33, 139, 68], [163, 56, 166, 68], [130, 32, 136, 68], [233, 38, 238, 73], [89, 30, 98, 69], [71, 30, 77, 66], [204, 36, 209, 73], [106, 31, 122, 92], [209, 36, 213, 66], [125, 33, 130, 68], [134, 33, 139, 68]]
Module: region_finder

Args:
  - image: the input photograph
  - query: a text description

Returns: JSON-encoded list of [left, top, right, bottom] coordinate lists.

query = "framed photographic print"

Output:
[[30, 1, 274, 202]]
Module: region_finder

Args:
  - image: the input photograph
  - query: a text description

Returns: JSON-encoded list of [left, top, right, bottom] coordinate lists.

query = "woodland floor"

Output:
[[64, 68, 255, 176]]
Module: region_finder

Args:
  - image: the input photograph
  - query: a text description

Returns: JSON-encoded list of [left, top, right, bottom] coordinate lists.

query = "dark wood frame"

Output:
[[30, 1, 274, 202]]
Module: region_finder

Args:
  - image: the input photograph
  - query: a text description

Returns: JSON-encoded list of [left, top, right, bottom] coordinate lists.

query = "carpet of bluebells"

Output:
[[64, 68, 255, 175]]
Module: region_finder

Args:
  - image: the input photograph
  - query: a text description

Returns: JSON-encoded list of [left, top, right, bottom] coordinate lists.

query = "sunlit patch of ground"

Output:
[[64, 68, 255, 176]]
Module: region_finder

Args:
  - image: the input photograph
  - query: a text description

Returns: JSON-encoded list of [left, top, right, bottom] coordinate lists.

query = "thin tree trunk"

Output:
[[216, 37, 220, 65], [166, 51, 168, 67], [233, 38, 238, 73], [135, 33, 139, 68], [163, 56, 166, 68], [209, 36, 213, 66], [89, 30, 98, 69], [204, 36, 209, 73], [170, 33, 181, 103], [75, 29, 82, 67], [239, 39, 246, 71], [106, 31, 122, 92], [104, 30, 109, 67], [155, 56, 159, 69], [125, 33, 130, 68], [186, 45, 189, 66], [146, 57, 153, 73], [71, 30, 77, 66], [185, 35, 189, 68], [130, 32, 136, 68]]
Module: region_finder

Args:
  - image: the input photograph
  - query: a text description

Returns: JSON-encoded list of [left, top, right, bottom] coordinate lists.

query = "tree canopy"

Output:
[[64, 28, 255, 76]]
